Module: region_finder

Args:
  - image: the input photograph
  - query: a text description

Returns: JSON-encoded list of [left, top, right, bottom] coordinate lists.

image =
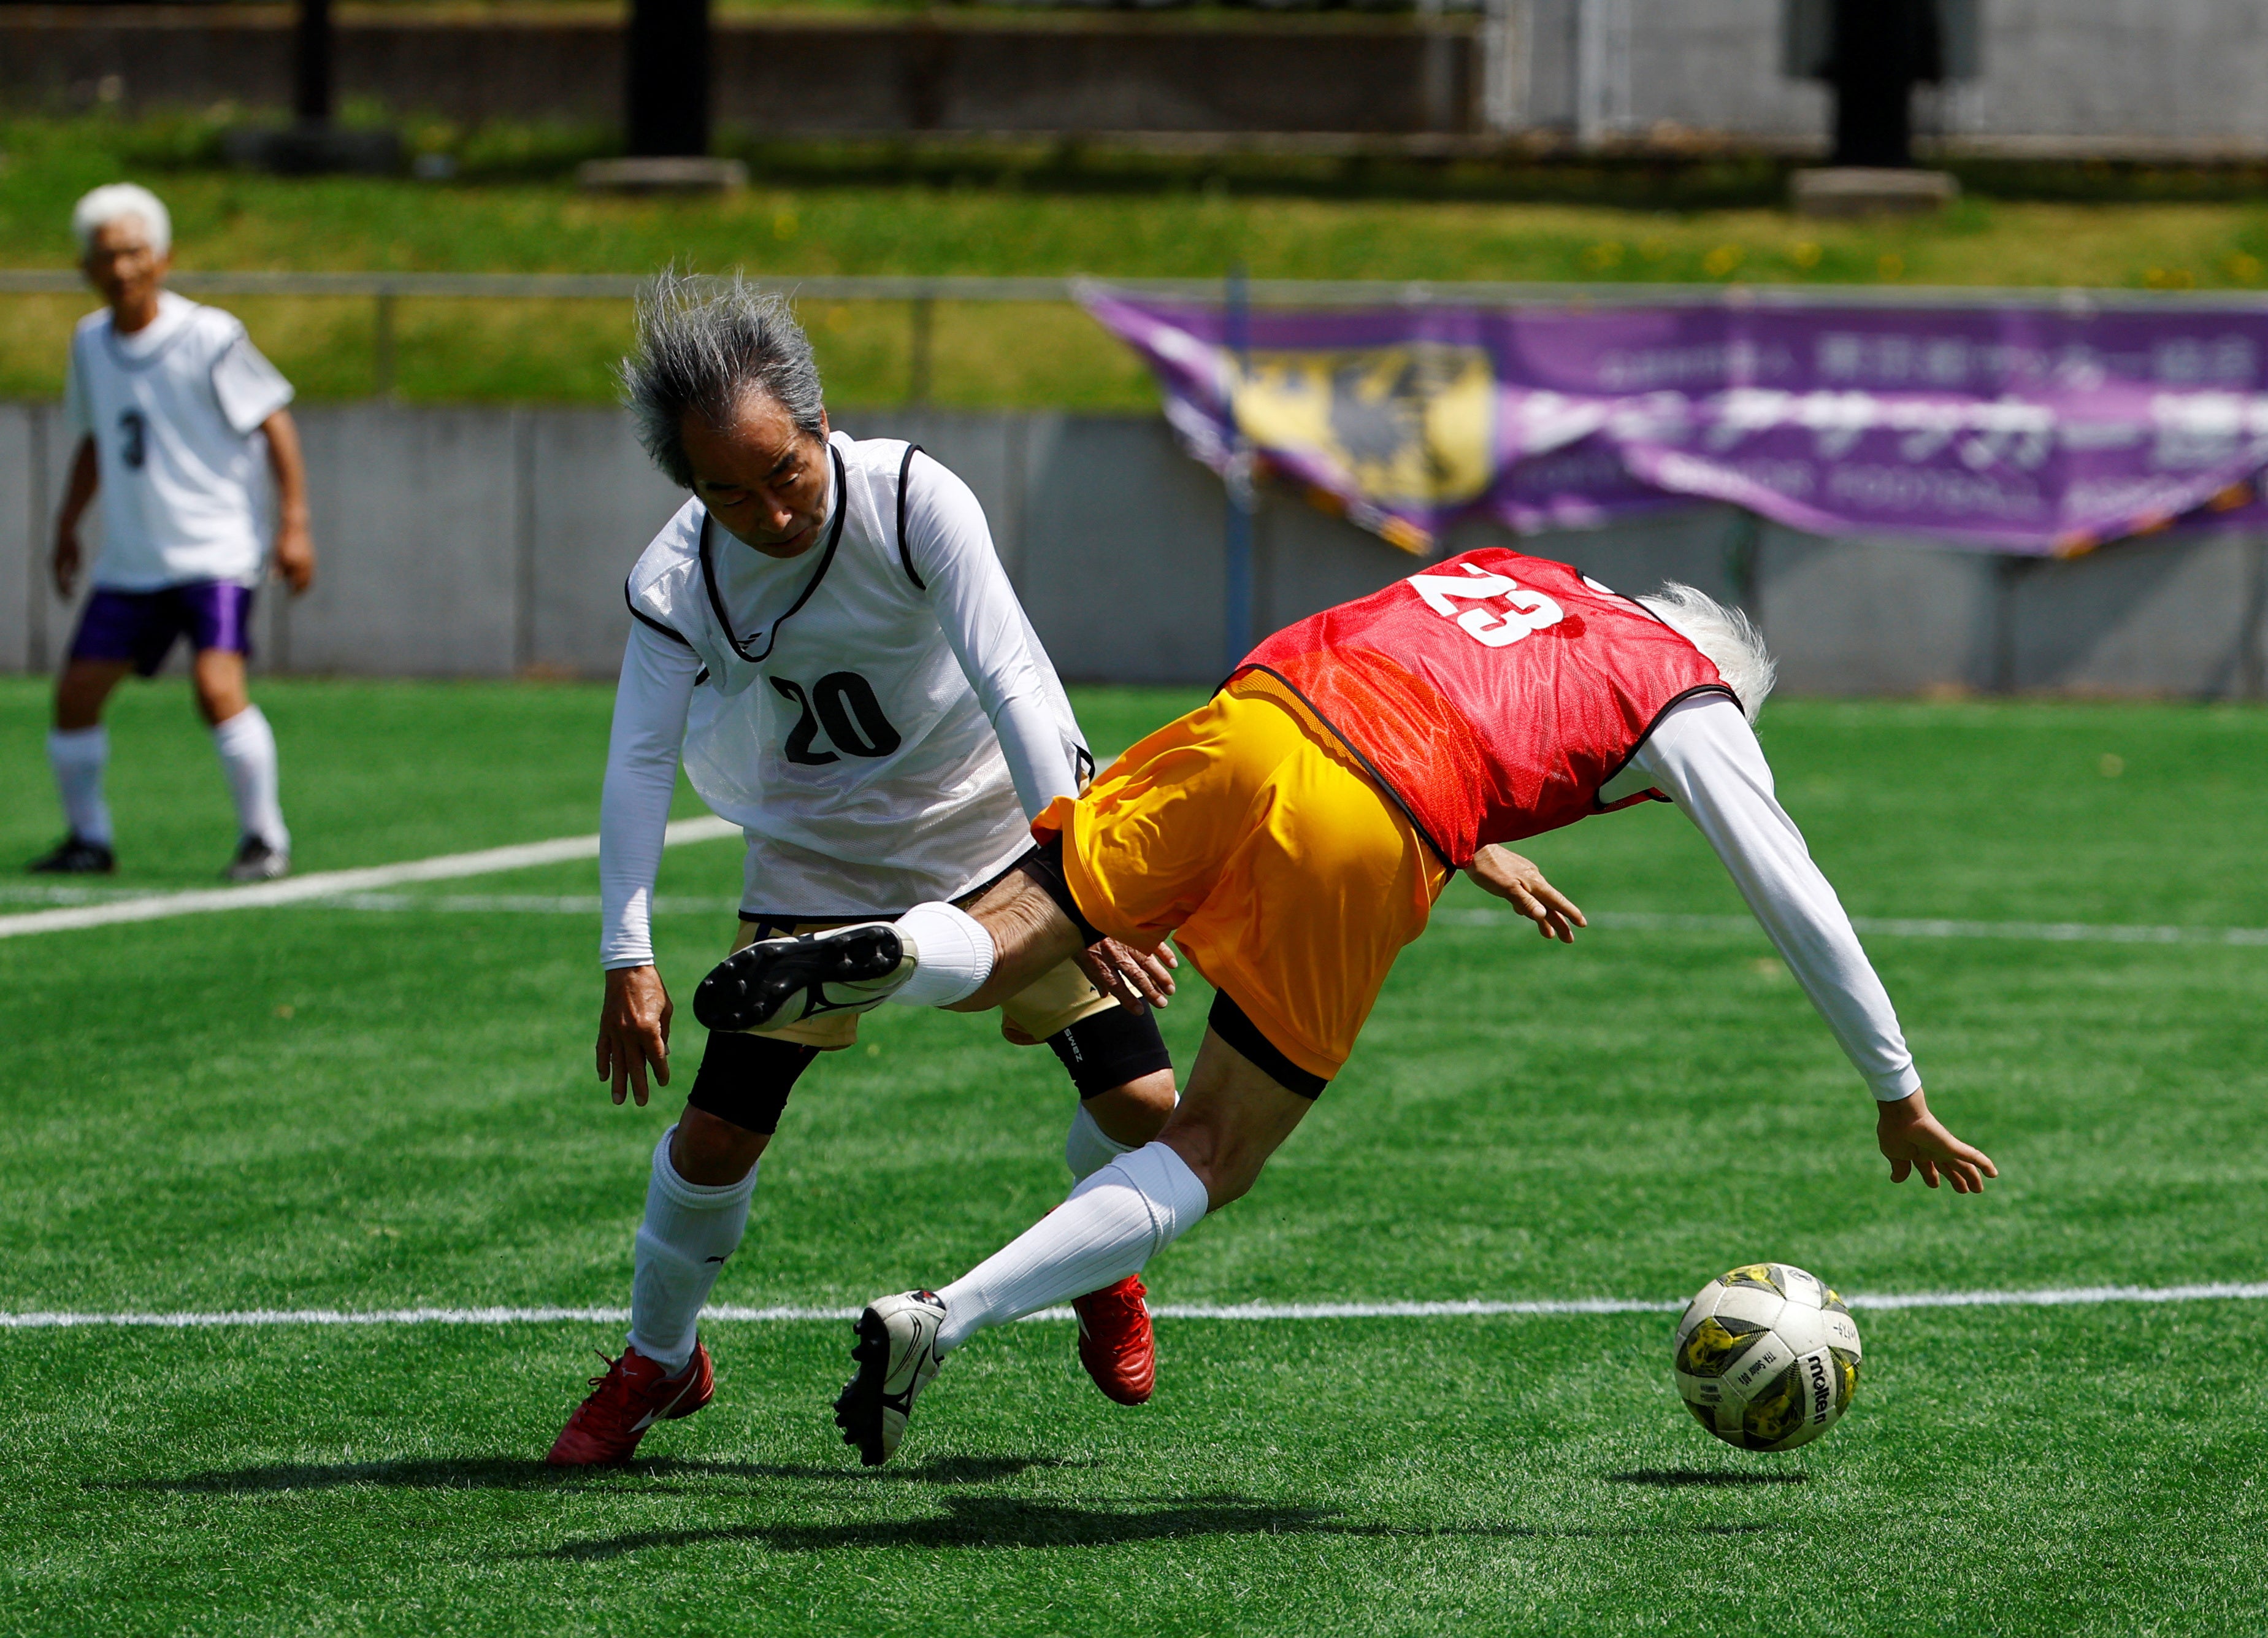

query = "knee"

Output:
[[1086, 1068, 1177, 1146], [672, 1106, 770, 1186]]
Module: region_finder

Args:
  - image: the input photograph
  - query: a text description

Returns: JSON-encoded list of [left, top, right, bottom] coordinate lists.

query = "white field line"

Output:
[[0, 817, 741, 940], [6, 1282, 2266, 1331], [1438, 907, 2268, 947]]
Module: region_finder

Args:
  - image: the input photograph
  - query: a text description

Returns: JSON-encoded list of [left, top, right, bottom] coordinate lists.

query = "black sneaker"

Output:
[[28, 834, 115, 875], [223, 836, 290, 883]]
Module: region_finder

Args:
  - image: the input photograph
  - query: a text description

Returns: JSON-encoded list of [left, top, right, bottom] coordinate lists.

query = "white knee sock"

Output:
[[1063, 1101, 1138, 1184], [888, 900, 995, 1007], [212, 705, 288, 852], [933, 1143, 1208, 1355], [627, 1127, 758, 1372], [47, 728, 113, 847]]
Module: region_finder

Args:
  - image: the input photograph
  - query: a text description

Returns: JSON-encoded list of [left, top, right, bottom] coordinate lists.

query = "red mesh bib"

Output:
[[1237, 548, 1733, 866]]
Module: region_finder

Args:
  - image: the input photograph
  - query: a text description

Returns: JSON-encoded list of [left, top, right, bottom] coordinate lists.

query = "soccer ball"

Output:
[[1672, 1263, 1862, 1452]]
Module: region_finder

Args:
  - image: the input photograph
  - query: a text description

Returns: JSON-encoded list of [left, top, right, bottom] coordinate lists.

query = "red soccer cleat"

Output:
[[545, 1341, 714, 1466], [1072, 1275, 1155, 1405]]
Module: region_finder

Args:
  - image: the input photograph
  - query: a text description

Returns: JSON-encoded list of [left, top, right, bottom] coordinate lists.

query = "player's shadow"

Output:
[[105, 1452, 1079, 1496], [541, 1496, 1780, 1559], [1605, 1468, 1809, 1487]]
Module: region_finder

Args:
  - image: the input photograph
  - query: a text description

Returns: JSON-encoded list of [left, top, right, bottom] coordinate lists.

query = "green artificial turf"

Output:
[[2, 678, 2265, 1634]]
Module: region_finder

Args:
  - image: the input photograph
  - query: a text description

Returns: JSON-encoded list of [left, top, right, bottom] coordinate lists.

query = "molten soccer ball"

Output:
[[1672, 1263, 1862, 1452]]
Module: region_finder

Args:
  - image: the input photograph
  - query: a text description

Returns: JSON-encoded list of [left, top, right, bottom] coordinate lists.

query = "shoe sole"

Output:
[[694, 924, 903, 1034], [832, 1306, 894, 1467]]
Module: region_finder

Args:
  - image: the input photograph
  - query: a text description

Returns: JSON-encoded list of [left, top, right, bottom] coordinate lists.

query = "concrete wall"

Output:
[[4, 401, 2262, 698]]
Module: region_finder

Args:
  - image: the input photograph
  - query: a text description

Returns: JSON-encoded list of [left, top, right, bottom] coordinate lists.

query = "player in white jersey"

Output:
[[36, 184, 313, 883], [547, 274, 1182, 1466]]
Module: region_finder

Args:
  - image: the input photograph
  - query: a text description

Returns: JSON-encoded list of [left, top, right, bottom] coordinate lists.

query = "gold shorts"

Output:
[[1032, 671, 1447, 1083], [728, 910, 1119, 1051]]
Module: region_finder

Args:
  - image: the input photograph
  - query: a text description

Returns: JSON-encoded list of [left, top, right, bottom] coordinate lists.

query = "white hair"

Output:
[[71, 183, 172, 258], [1637, 582, 1777, 723]]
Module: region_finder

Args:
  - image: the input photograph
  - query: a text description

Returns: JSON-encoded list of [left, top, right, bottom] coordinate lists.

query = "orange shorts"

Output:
[[1033, 671, 1449, 1084]]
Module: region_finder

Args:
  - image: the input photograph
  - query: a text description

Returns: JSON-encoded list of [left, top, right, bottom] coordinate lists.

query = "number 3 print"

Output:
[[771, 671, 903, 766]]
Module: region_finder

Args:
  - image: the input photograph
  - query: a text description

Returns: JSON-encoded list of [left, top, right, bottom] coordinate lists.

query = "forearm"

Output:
[[260, 410, 310, 529], [55, 439, 98, 529], [1634, 698, 1921, 1101], [600, 626, 701, 968]]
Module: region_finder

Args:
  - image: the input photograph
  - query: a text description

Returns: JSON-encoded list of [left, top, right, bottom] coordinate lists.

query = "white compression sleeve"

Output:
[[599, 621, 703, 970], [1063, 1101, 1137, 1183], [47, 727, 112, 847], [211, 704, 288, 852], [933, 1143, 1208, 1355], [627, 1127, 758, 1372], [904, 452, 1085, 819], [1628, 694, 1922, 1101]]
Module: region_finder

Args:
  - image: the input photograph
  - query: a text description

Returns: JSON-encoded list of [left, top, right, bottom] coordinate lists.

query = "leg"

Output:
[[548, 1030, 814, 1466], [43, 661, 130, 861], [196, 648, 291, 871]]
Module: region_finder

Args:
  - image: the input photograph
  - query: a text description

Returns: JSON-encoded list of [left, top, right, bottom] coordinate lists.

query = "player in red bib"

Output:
[[694, 549, 1998, 1466]]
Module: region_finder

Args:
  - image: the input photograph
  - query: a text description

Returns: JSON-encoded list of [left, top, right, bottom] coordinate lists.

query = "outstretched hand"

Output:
[[1877, 1088, 1997, 1193], [1076, 937, 1179, 1014], [597, 964, 672, 1107], [1468, 845, 1587, 943]]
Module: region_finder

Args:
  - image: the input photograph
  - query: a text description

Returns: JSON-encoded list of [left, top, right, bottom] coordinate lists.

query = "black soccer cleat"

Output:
[[692, 921, 911, 1034], [223, 836, 290, 884], [28, 834, 115, 875]]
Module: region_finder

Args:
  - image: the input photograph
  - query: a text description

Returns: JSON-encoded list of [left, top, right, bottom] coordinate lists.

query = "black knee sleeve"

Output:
[[1016, 837, 1106, 947], [1047, 1002, 1173, 1099], [686, 1029, 821, 1135], [1207, 990, 1329, 1099]]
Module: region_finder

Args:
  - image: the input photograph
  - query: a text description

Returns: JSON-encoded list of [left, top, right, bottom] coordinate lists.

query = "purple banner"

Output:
[[1083, 288, 2268, 556]]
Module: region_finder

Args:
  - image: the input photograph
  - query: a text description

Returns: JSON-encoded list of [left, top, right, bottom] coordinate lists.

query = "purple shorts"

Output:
[[69, 582, 257, 677]]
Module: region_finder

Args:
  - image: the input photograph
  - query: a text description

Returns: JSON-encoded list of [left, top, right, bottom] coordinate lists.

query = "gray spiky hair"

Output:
[[1638, 582, 1777, 723], [618, 269, 825, 490]]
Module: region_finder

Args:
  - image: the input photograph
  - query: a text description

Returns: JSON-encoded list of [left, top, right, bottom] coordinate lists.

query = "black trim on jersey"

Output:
[[895, 443, 927, 591], [1227, 663, 1457, 871], [1587, 682, 1740, 811], [700, 444, 849, 665], [624, 579, 696, 647], [1207, 990, 1328, 1099]]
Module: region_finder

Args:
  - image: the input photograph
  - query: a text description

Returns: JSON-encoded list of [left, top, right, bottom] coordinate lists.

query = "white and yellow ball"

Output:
[[1672, 1263, 1862, 1452]]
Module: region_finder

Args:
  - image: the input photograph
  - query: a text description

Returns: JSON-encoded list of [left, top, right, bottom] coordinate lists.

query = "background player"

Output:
[[548, 274, 1180, 1466], [699, 556, 1998, 1466], [37, 183, 313, 882]]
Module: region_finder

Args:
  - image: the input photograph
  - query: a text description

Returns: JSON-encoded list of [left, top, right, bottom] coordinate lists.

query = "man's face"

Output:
[[681, 392, 832, 558], [82, 216, 168, 315]]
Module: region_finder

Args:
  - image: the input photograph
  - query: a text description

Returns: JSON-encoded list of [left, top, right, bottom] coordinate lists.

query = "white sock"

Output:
[[47, 727, 113, 847], [888, 901, 995, 1007], [627, 1126, 758, 1371], [934, 1143, 1208, 1355], [212, 705, 289, 852], [1064, 1101, 1138, 1184]]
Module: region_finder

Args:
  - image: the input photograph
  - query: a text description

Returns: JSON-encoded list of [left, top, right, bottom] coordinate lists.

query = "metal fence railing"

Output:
[[7, 268, 2263, 401]]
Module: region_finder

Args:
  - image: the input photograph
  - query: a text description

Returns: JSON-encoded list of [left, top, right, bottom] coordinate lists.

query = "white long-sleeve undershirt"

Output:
[[1616, 693, 1923, 1102], [600, 618, 702, 969]]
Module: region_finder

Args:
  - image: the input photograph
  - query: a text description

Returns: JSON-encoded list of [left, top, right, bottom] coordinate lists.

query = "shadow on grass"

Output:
[[541, 1495, 1783, 1558], [104, 1453, 1082, 1495], [1606, 1469, 1809, 1487]]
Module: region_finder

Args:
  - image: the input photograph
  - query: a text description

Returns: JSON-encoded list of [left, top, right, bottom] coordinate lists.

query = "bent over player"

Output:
[[37, 183, 312, 881], [548, 275, 1179, 1466], [698, 550, 1999, 1466]]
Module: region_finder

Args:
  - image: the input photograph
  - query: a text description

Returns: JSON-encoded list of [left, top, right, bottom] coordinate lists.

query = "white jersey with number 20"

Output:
[[602, 433, 1087, 964]]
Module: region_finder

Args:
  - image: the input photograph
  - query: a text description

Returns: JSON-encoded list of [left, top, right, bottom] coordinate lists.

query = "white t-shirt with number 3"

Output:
[[62, 292, 296, 591]]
